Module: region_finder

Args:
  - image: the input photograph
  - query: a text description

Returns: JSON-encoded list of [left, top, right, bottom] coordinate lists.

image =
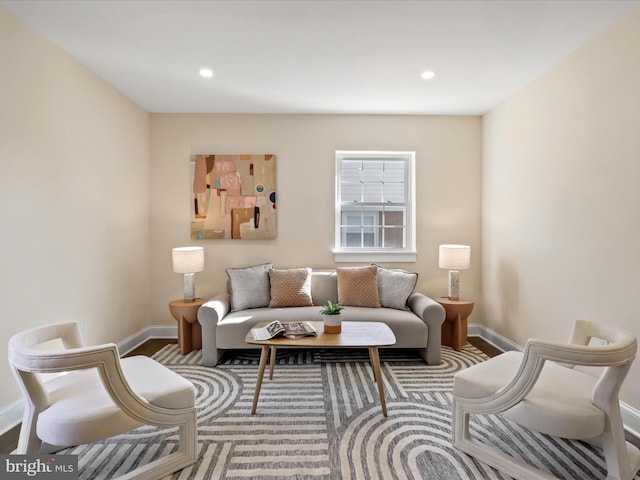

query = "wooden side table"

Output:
[[169, 298, 206, 355], [436, 297, 474, 351]]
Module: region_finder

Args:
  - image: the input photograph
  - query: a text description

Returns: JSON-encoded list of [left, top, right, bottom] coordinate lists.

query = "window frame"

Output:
[[334, 150, 416, 263]]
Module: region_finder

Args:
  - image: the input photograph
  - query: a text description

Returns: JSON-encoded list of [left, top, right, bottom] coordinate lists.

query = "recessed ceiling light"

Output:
[[421, 71, 436, 80], [199, 68, 214, 78]]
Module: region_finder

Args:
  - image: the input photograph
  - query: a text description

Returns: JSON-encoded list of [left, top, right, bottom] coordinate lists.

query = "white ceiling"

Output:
[[2, 0, 638, 115]]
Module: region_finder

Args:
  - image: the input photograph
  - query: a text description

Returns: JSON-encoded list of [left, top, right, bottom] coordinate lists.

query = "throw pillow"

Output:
[[226, 263, 272, 311], [269, 268, 313, 308], [337, 265, 381, 308], [375, 265, 418, 310]]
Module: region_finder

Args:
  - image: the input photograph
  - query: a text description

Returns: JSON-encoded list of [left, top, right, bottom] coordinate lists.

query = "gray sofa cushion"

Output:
[[309, 270, 338, 306], [217, 305, 427, 350]]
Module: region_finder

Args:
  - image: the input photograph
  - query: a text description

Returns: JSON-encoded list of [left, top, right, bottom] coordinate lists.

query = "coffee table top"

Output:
[[245, 321, 396, 348]]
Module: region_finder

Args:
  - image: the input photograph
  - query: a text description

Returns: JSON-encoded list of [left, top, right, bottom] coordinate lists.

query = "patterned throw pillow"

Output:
[[375, 265, 418, 310], [337, 265, 381, 308], [226, 263, 272, 311], [268, 268, 313, 308]]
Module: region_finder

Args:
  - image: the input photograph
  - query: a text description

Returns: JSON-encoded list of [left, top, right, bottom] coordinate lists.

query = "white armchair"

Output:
[[8, 322, 197, 480], [452, 319, 639, 480]]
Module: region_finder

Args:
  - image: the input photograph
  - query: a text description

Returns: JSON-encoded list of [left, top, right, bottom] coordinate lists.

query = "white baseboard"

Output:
[[469, 323, 640, 440], [0, 400, 24, 437], [468, 322, 521, 352], [117, 325, 178, 356], [622, 402, 640, 439]]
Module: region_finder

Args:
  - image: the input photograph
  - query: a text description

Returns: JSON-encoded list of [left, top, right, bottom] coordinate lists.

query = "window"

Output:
[[334, 151, 416, 262]]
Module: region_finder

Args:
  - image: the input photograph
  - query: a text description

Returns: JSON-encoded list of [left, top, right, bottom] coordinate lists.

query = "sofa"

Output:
[[197, 264, 446, 366]]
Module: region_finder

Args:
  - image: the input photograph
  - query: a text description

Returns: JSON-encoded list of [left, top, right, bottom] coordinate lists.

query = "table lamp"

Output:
[[439, 244, 470, 301], [172, 246, 205, 302]]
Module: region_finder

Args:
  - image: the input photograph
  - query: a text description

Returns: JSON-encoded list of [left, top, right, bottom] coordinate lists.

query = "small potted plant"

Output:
[[320, 300, 344, 333]]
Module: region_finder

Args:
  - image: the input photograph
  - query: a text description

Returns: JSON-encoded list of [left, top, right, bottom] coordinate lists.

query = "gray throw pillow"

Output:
[[226, 263, 272, 311], [376, 266, 418, 310]]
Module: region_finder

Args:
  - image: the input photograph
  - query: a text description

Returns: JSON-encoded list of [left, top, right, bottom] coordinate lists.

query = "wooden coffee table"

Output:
[[245, 321, 396, 417]]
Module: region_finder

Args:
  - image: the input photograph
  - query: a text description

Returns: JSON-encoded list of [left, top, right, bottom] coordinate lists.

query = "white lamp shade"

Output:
[[439, 244, 470, 271], [172, 246, 205, 273]]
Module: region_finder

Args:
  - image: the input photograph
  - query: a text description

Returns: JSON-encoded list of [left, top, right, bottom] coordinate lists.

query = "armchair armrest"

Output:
[[10, 333, 193, 425], [197, 293, 231, 366], [455, 334, 637, 417], [407, 292, 446, 364]]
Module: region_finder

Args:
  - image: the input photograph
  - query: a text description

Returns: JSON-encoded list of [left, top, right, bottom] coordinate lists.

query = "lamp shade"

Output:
[[439, 245, 470, 271], [172, 246, 205, 274]]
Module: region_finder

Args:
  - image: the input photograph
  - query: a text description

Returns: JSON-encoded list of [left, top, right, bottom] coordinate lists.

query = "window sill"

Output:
[[333, 250, 417, 263]]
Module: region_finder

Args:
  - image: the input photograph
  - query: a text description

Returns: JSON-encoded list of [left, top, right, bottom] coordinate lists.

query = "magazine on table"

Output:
[[250, 320, 318, 341]]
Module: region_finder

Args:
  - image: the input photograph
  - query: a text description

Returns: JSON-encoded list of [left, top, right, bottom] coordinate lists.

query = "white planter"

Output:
[[323, 314, 342, 334]]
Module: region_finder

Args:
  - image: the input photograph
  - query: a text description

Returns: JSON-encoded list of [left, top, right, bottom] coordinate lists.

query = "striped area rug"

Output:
[[60, 344, 629, 479]]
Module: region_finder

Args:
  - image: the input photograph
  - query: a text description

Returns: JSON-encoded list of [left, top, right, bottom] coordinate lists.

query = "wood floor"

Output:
[[124, 338, 178, 357], [467, 336, 502, 358], [129, 338, 500, 358], [3, 336, 638, 457]]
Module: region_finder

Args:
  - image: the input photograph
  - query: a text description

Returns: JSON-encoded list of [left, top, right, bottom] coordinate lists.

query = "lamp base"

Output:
[[183, 273, 196, 302], [448, 270, 460, 301]]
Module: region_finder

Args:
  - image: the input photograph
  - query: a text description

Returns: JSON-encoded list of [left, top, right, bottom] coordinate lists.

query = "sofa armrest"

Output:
[[407, 292, 446, 365], [197, 293, 231, 366]]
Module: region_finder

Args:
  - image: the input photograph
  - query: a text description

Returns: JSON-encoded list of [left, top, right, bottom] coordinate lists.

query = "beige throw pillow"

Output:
[[269, 268, 313, 307], [337, 265, 381, 308]]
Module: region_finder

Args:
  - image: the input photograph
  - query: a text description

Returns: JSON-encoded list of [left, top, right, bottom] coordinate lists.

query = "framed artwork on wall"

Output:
[[190, 154, 276, 240]]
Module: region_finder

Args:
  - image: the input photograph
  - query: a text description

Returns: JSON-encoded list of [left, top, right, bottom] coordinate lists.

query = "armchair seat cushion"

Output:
[[119, 356, 196, 409], [454, 351, 604, 439], [38, 356, 195, 446]]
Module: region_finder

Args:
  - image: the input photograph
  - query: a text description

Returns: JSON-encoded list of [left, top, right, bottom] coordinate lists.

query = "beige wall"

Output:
[[4, 0, 639, 423], [0, 7, 150, 419], [482, 7, 640, 406], [149, 114, 482, 324]]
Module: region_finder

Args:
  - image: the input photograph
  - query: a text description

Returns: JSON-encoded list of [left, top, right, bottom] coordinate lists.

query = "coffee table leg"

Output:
[[251, 345, 270, 414], [368, 347, 388, 417], [269, 346, 277, 380], [368, 347, 378, 383]]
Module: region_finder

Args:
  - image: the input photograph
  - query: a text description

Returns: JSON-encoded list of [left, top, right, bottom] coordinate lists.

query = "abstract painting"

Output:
[[190, 154, 276, 240]]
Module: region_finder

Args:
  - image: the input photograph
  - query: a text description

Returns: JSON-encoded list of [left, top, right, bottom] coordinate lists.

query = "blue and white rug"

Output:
[[61, 344, 630, 479]]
